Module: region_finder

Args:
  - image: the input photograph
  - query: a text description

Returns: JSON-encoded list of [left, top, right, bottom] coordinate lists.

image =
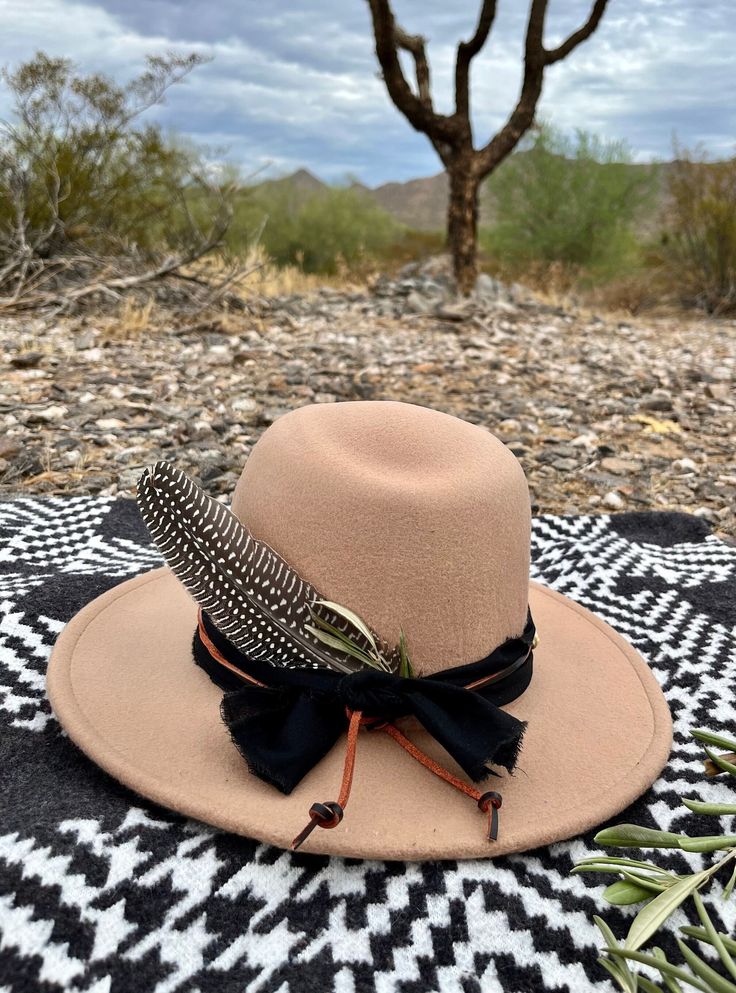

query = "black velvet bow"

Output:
[[194, 611, 535, 795]]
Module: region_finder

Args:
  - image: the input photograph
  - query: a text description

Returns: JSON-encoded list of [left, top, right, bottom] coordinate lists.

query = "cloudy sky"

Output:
[[0, 0, 733, 185]]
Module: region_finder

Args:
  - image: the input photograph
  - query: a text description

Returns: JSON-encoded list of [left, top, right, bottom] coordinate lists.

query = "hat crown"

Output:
[[231, 401, 530, 675]]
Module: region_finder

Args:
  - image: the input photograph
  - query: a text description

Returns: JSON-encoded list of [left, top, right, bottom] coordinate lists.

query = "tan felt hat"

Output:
[[47, 401, 672, 860]]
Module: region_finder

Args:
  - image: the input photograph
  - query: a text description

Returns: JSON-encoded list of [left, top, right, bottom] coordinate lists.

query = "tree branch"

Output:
[[455, 0, 497, 121], [365, 0, 456, 142], [544, 0, 609, 64], [394, 26, 432, 107], [475, 0, 548, 176]]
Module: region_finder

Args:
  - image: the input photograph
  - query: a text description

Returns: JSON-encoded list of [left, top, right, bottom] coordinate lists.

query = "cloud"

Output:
[[0, 0, 733, 184]]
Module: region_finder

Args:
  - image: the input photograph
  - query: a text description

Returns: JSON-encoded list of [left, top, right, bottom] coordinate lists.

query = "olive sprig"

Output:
[[574, 727, 736, 993]]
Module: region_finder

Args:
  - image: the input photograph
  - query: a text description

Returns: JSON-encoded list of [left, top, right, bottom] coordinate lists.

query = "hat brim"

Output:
[[47, 568, 671, 860]]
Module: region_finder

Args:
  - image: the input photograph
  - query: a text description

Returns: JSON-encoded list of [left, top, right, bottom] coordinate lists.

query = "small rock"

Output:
[[95, 418, 126, 430], [117, 468, 142, 491], [672, 457, 699, 474], [11, 351, 44, 369], [60, 450, 82, 468], [207, 345, 232, 364], [79, 347, 103, 363], [189, 420, 214, 439], [199, 461, 227, 483], [640, 387, 674, 412], [571, 433, 598, 447], [74, 330, 97, 350], [552, 458, 578, 472], [231, 397, 258, 413], [406, 290, 435, 315], [258, 407, 286, 426], [26, 404, 68, 424], [603, 491, 626, 510], [600, 457, 643, 475], [435, 301, 474, 322], [544, 406, 573, 420], [693, 506, 717, 522], [0, 438, 21, 459], [475, 273, 502, 299], [705, 382, 731, 401]]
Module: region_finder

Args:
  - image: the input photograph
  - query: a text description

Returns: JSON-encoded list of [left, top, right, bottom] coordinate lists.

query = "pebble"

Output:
[[706, 382, 731, 401], [572, 433, 598, 447], [95, 418, 127, 430], [600, 457, 644, 475], [693, 506, 718, 522], [74, 330, 97, 350], [641, 388, 673, 412], [0, 438, 21, 459], [11, 351, 44, 369], [26, 404, 68, 423], [603, 491, 626, 510]]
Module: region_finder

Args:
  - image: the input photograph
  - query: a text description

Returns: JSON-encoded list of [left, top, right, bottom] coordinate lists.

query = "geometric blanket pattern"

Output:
[[1, 497, 734, 992]]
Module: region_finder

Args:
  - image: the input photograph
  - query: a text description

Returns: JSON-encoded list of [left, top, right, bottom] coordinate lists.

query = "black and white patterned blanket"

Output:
[[1, 499, 735, 993]]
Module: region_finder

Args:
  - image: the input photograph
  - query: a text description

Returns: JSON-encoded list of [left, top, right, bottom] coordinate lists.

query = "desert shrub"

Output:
[[376, 228, 446, 270], [295, 187, 400, 273], [228, 181, 300, 266], [655, 144, 736, 313], [229, 184, 402, 275], [481, 125, 655, 281], [0, 51, 237, 308]]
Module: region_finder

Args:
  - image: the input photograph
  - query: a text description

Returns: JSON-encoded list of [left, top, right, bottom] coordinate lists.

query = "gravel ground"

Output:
[[2, 270, 735, 536]]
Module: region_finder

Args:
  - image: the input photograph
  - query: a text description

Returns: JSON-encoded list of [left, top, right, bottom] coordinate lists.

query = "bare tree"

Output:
[[366, 0, 610, 294]]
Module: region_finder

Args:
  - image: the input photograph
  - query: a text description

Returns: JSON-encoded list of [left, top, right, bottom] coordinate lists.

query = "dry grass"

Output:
[[109, 297, 155, 340], [232, 246, 368, 298], [91, 247, 366, 341], [483, 256, 684, 318]]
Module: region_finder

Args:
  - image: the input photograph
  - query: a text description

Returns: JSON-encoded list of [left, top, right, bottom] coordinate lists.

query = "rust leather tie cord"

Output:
[[198, 612, 507, 850]]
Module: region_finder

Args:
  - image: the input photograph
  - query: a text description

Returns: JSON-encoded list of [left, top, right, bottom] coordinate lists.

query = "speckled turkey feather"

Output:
[[136, 461, 382, 673]]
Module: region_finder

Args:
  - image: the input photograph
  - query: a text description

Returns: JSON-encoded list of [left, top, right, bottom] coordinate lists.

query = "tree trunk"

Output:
[[447, 163, 479, 296]]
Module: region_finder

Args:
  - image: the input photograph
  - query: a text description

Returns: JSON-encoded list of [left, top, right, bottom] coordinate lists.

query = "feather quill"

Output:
[[137, 461, 395, 673]]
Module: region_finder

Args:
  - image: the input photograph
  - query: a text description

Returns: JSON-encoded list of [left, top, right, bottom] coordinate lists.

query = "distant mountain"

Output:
[[277, 168, 326, 195], [252, 168, 450, 230], [369, 173, 448, 230], [250, 168, 327, 210], [252, 162, 664, 233]]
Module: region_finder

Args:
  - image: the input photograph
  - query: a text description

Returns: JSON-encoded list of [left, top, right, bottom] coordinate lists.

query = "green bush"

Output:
[[0, 51, 234, 300], [655, 144, 736, 313], [481, 125, 656, 280], [229, 183, 402, 275]]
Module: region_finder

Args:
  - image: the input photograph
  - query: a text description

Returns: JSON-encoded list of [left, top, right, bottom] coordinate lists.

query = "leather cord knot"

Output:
[[291, 800, 344, 850], [478, 790, 503, 841]]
